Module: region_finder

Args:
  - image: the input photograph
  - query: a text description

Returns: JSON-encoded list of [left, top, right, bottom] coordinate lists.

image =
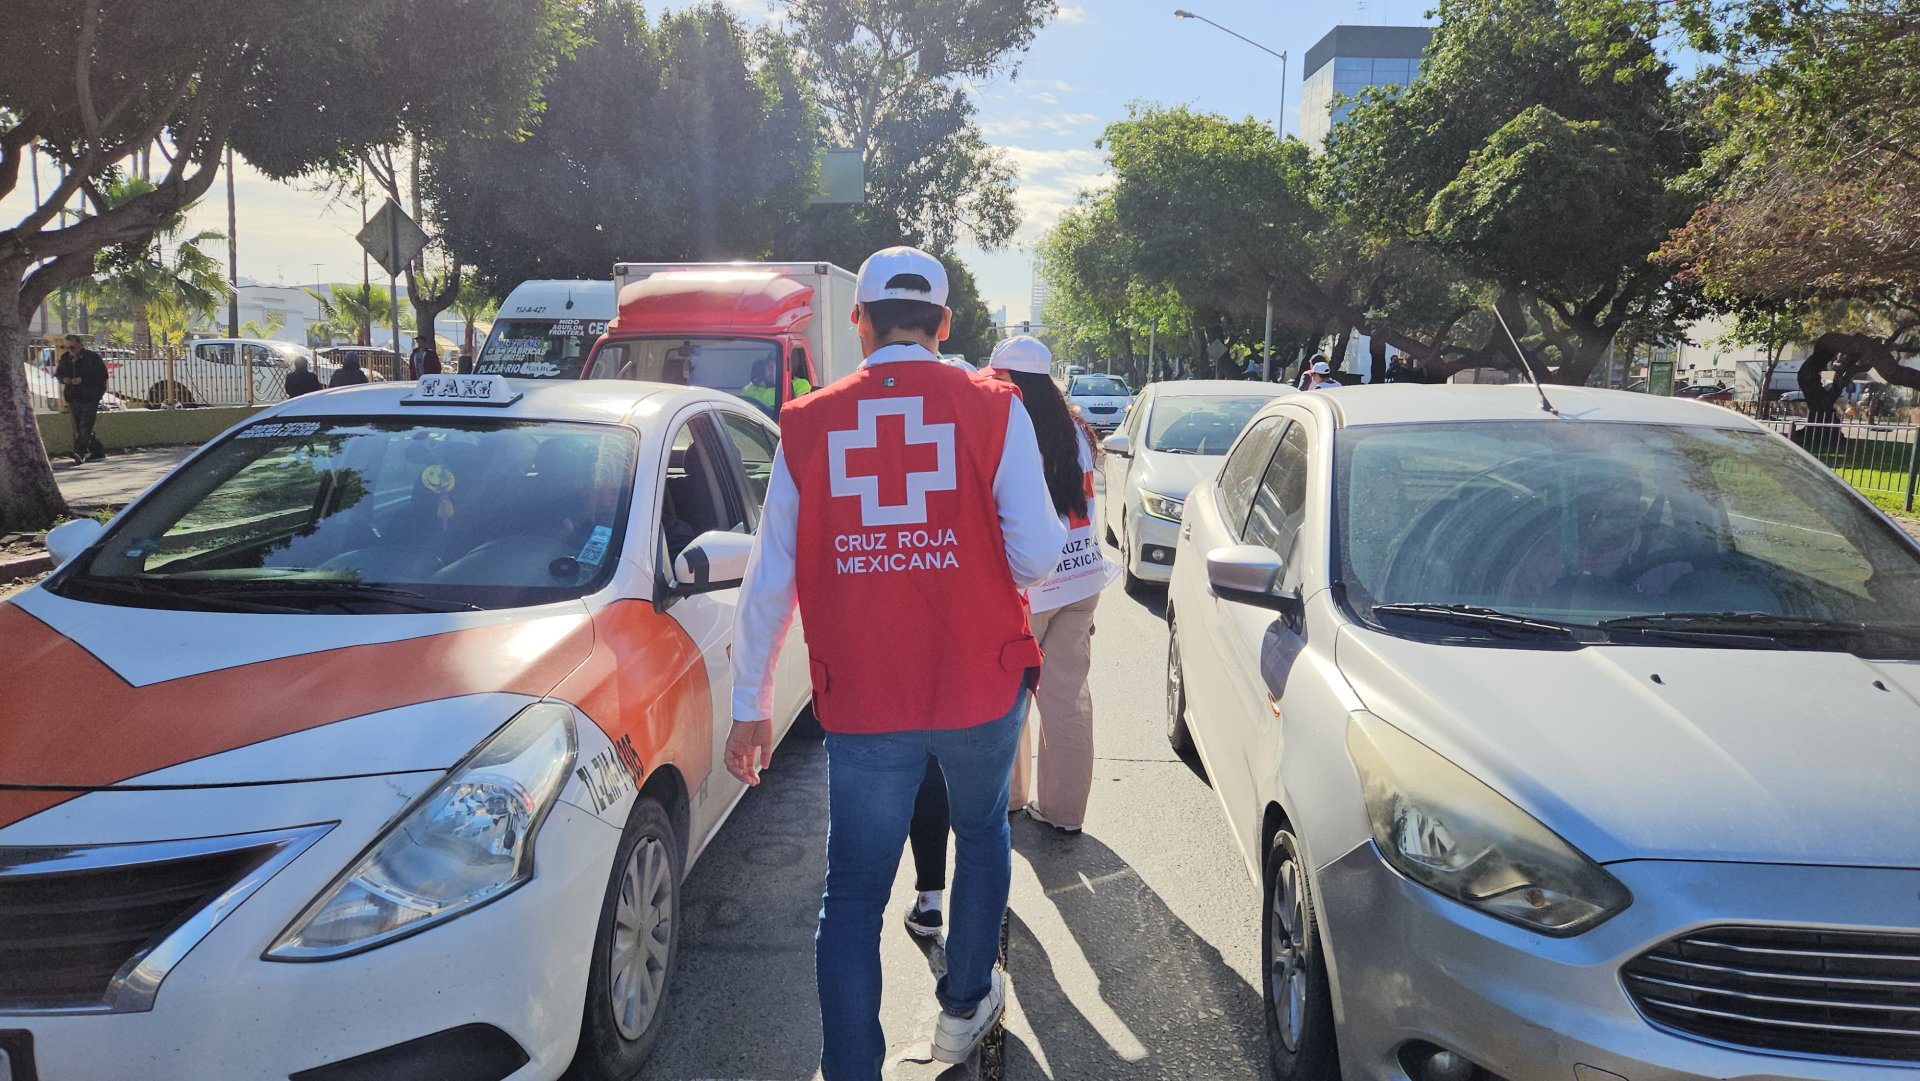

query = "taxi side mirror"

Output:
[[673, 530, 755, 595], [1102, 432, 1132, 458], [47, 517, 105, 566]]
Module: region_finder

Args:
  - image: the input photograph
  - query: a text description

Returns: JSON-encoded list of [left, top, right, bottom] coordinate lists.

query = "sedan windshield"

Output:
[[1335, 421, 1920, 648], [1146, 395, 1269, 455], [586, 337, 781, 402], [1070, 375, 1129, 397], [55, 417, 638, 613]]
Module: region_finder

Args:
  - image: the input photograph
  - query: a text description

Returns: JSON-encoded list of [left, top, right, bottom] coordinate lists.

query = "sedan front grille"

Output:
[[1623, 925, 1920, 1062], [0, 824, 328, 1012]]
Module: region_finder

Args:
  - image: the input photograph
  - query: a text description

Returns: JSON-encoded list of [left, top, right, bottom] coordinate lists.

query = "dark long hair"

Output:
[[1005, 369, 1096, 519]]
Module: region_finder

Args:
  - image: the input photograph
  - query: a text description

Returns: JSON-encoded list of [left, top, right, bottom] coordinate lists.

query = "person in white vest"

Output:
[[984, 335, 1116, 831]]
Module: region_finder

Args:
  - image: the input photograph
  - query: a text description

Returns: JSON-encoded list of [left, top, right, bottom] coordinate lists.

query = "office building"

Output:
[[1298, 25, 1433, 148]]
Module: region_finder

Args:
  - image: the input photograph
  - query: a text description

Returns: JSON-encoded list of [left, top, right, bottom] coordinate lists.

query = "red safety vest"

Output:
[[780, 360, 1042, 734]]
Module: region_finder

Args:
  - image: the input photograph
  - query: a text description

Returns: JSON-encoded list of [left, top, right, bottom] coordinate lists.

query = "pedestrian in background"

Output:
[[55, 334, 108, 463], [284, 355, 321, 398], [407, 337, 440, 379], [1302, 358, 1338, 391], [328, 352, 369, 388], [727, 246, 1064, 1079]]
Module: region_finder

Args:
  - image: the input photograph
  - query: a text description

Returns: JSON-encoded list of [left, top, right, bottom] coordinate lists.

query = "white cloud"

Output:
[[1000, 146, 1111, 244], [1056, 4, 1090, 24], [981, 117, 1036, 138], [1041, 112, 1100, 134], [1031, 91, 1059, 105]]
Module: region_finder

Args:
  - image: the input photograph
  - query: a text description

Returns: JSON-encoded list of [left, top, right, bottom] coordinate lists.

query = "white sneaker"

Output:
[[931, 968, 1006, 1063], [1024, 805, 1082, 834]]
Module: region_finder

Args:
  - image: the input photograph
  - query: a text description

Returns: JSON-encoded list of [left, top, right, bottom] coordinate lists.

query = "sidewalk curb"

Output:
[[0, 552, 52, 584]]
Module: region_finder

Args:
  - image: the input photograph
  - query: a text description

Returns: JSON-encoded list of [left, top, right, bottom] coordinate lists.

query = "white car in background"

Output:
[[1101, 380, 1290, 589], [1167, 384, 1920, 1081], [1066, 372, 1133, 432], [105, 339, 334, 407]]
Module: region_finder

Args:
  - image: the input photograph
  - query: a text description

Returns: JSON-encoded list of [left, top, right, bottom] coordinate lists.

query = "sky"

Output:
[[6, 0, 1433, 326]]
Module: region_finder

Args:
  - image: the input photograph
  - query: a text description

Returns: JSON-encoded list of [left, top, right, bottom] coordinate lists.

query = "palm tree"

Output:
[[239, 310, 286, 340], [305, 284, 392, 345], [450, 277, 499, 356], [92, 178, 229, 357]]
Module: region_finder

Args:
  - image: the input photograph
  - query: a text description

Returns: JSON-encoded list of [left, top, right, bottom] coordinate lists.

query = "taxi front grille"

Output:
[[1623, 925, 1920, 1062], [0, 825, 327, 1012]]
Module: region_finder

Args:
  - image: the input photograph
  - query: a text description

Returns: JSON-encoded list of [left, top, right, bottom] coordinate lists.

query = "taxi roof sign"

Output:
[[402, 374, 523, 408]]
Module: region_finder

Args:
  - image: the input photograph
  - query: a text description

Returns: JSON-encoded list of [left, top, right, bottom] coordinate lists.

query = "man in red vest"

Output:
[[728, 246, 1065, 1078]]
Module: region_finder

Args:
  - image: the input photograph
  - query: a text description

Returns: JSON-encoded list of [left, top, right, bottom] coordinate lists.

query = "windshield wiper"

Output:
[[1369, 602, 1577, 640], [1597, 612, 1920, 645], [64, 575, 306, 614], [182, 580, 485, 613]]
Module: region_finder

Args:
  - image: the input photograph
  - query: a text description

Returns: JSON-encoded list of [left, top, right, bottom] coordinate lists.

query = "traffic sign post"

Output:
[[356, 198, 429, 378]]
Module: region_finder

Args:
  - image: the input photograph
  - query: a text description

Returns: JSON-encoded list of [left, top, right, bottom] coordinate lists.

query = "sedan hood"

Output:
[[1136, 449, 1227, 500], [0, 594, 593, 807], [1338, 626, 1920, 868]]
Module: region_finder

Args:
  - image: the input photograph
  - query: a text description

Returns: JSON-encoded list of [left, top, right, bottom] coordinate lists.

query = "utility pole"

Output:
[[225, 147, 240, 338], [359, 159, 372, 348], [1262, 286, 1275, 382], [388, 207, 403, 374]]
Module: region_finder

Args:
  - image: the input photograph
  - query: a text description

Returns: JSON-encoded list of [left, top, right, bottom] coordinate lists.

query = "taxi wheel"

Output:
[[1166, 615, 1194, 754], [1262, 827, 1338, 1081], [567, 795, 682, 1080]]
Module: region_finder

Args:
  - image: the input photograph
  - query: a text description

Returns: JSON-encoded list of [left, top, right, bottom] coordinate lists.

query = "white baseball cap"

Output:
[[988, 335, 1052, 375], [1312, 360, 1332, 374], [855, 246, 951, 306]]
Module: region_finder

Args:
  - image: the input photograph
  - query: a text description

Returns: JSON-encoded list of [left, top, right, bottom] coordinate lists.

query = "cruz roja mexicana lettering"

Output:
[[834, 528, 961, 574], [1056, 535, 1102, 572]]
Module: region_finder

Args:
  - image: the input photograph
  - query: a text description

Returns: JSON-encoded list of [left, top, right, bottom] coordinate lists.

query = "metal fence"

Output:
[[1761, 419, 1920, 512], [22, 345, 373, 413]]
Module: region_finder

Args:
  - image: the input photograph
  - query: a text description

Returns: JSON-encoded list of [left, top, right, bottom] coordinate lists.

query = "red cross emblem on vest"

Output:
[[827, 397, 957, 526]]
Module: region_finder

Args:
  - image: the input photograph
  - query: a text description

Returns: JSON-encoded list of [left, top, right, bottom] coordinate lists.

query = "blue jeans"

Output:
[[816, 688, 1028, 1081]]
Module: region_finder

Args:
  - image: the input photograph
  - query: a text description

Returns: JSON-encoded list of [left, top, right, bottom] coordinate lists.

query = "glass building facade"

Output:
[[1298, 26, 1433, 148]]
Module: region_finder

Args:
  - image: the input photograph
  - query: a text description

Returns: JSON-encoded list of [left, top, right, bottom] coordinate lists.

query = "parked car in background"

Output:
[[22, 360, 126, 413], [99, 339, 333, 408], [1676, 382, 1732, 403], [1066, 372, 1133, 431], [1101, 380, 1290, 590], [1168, 383, 1920, 1081], [5, 374, 811, 1080], [312, 346, 398, 384]]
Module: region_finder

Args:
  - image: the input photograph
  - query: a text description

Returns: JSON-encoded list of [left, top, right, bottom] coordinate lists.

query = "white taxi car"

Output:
[[1167, 384, 1920, 1081], [1065, 372, 1133, 432], [0, 375, 810, 1081]]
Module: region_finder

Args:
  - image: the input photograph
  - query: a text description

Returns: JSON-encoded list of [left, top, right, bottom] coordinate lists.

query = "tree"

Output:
[[781, 0, 1051, 254], [1715, 299, 1808, 418], [306, 285, 393, 345], [240, 309, 286, 340], [91, 178, 228, 358], [1, 0, 573, 530], [942, 257, 997, 363], [429, 2, 817, 292], [450, 277, 500, 356], [1323, 0, 1704, 384]]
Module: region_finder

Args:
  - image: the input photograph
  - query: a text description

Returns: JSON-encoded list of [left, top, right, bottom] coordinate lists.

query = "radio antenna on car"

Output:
[[1491, 305, 1559, 417]]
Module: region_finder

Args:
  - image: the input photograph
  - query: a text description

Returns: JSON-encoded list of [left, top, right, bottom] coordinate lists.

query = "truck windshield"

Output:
[[587, 337, 783, 401], [476, 318, 608, 379]]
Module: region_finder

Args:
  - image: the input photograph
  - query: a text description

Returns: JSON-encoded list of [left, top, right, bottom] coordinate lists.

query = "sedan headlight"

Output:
[[267, 701, 578, 960], [1141, 491, 1185, 522], [1346, 711, 1629, 936]]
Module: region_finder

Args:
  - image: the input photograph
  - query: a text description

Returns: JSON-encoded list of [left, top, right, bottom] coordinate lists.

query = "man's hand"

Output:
[[725, 718, 774, 786]]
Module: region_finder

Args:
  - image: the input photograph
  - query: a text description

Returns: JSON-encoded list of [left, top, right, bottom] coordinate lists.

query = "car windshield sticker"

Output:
[[236, 420, 323, 440], [420, 463, 457, 494], [578, 525, 613, 567]]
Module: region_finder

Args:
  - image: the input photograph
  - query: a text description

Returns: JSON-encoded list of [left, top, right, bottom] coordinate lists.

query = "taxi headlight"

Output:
[[1345, 711, 1629, 936], [1141, 491, 1185, 522], [267, 702, 577, 960]]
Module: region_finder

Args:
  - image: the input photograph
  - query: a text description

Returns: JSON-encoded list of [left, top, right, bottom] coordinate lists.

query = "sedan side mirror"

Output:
[[673, 530, 755, 594], [47, 517, 105, 566], [1206, 544, 1302, 621], [1102, 432, 1132, 457]]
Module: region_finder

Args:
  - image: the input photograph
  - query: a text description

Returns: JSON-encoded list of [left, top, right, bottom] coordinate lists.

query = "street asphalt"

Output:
[[639, 543, 1273, 1081]]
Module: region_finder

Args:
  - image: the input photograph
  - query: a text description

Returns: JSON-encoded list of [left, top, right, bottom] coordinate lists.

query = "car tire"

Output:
[[1262, 827, 1339, 1081], [565, 795, 683, 1081], [1166, 614, 1194, 754]]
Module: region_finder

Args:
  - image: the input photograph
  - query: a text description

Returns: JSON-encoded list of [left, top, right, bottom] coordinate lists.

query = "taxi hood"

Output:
[[1336, 626, 1920, 868], [0, 592, 593, 822]]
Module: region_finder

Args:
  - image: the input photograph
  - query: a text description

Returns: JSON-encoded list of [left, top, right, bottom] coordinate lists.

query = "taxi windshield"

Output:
[[55, 417, 638, 613], [1146, 395, 1268, 454], [1070, 375, 1128, 397], [1335, 420, 1920, 639], [586, 337, 782, 400], [474, 318, 608, 379]]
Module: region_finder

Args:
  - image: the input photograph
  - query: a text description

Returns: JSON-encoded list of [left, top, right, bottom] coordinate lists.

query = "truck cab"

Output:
[[582, 263, 860, 420]]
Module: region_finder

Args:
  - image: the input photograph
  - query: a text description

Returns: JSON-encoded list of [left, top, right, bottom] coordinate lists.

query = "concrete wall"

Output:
[[38, 405, 268, 457]]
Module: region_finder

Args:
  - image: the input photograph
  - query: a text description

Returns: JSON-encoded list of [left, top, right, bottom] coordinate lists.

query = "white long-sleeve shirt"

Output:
[[728, 344, 1066, 721]]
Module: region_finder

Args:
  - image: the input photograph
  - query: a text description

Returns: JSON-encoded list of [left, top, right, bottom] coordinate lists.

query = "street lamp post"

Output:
[[1176, 9, 1288, 381], [1173, 9, 1288, 139]]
